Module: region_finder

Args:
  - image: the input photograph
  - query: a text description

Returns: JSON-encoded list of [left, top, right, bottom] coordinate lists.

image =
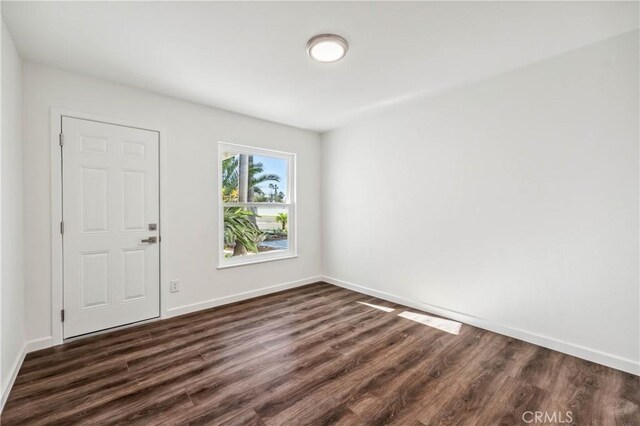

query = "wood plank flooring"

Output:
[[2, 282, 638, 425]]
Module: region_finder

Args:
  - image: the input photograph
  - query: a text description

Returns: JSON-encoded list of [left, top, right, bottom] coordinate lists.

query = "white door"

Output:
[[62, 117, 160, 338]]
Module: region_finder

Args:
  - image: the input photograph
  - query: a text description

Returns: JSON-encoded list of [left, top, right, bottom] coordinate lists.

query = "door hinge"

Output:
[[61, 309, 65, 322], [59, 133, 64, 147], [60, 221, 64, 235]]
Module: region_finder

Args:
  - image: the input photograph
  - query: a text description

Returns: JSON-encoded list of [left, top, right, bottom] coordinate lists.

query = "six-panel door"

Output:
[[62, 117, 160, 338]]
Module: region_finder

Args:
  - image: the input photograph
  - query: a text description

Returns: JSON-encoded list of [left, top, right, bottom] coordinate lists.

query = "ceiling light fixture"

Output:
[[306, 34, 348, 63]]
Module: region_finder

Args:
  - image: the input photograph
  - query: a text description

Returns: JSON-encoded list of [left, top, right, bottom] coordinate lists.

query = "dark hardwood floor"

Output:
[[2, 282, 638, 425]]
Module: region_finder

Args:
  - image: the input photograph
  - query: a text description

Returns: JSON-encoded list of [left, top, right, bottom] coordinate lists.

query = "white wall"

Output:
[[22, 63, 322, 343], [322, 31, 639, 373], [1, 18, 25, 403]]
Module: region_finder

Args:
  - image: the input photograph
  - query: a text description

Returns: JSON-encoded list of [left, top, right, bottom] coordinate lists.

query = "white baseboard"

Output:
[[26, 336, 53, 353], [1, 343, 26, 412], [1, 336, 52, 412], [323, 275, 639, 376], [166, 275, 323, 318]]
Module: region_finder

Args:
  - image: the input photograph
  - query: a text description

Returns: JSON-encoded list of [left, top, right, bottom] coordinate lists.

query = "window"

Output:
[[218, 142, 296, 268]]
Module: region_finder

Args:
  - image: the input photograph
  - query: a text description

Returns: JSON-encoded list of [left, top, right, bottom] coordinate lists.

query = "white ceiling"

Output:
[[3, 2, 638, 132]]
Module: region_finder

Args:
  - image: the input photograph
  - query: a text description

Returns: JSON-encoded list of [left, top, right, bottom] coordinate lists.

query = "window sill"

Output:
[[217, 254, 298, 270]]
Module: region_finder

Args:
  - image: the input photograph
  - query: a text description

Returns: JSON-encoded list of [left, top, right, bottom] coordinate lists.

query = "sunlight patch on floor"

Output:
[[397, 311, 462, 335], [356, 301, 395, 312]]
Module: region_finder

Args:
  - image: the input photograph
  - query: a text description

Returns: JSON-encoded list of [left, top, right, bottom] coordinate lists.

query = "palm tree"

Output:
[[267, 183, 285, 202], [275, 213, 288, 231], [233, 154, 250, 255], [221, 155, 280, 202], [222, 156, 239, 202], [224, 207, 261, 255], [221, 154, 281, 255]]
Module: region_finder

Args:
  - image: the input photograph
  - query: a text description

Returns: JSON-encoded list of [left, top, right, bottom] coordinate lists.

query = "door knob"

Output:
[[141, 236, 157, 244]]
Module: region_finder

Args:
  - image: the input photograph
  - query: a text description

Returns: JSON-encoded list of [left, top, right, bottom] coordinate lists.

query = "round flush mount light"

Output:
[[306, 34, 349, 63]]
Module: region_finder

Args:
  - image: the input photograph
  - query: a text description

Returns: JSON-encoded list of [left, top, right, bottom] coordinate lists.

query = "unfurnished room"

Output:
[[0, 1, 639, 425]]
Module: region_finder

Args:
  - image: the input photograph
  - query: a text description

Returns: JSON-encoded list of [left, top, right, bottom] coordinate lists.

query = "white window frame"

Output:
[[217, 142, 297, 269]]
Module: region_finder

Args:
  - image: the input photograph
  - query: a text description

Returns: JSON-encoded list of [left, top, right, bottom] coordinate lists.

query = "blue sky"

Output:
[[253, 155, 287, 199]]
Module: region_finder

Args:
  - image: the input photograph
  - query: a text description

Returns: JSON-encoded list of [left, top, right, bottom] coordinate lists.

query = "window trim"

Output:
[[217, 142, 297, 268]]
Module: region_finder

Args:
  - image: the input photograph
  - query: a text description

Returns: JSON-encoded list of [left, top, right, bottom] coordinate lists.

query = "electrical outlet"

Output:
[[170, 280, 180, 293]]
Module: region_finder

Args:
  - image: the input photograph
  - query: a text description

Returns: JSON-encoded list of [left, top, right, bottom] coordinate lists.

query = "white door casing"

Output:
[[62, 117, 160, 338]]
